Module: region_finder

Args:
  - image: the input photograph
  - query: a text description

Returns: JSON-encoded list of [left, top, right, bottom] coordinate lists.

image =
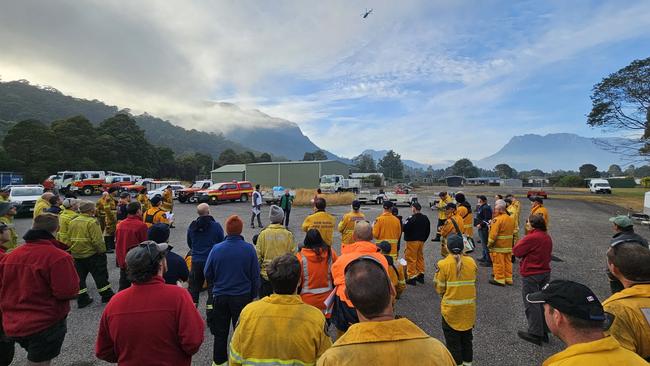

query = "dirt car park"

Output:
[[10, 189, 648, 365]]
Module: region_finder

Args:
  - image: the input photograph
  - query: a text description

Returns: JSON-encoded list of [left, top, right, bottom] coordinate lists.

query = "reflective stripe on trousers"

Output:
[[442, 298, 476, 305], [300, 254, 333, 295]]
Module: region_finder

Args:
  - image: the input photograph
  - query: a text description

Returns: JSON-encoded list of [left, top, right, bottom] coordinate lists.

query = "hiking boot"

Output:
[[78, 295, 94, 309], [517, 331, 542, 346], [488, 279, 505, 287], [416, 273, 425, 283], [406, 278, 417, 286]]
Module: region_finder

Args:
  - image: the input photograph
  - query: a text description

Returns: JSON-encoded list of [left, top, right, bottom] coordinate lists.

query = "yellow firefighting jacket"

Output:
[[162, 189, 174, 212], [387, 257, 406, 299], [103, 196, 118, 236], [229, 294, 332, 366], [0, 215, 17, 251], [507, 204, 520, 241], [603, 284, 650, 358], [32, 198, 51, 218], [137, 193, 151, 212], [543, 336, 648, 366], [56, 208, 78, 246], [256, 224, 296, 280], [488, 212, 515, 253], [302, 210, 336, 246], [437, 195, 452, 220], [68, 213, 105, 259], [338, 211, 366, 245], [531, 205, 549, 227], [317, 318, 456, 366], [143, 207, 169, 228], [372, 212, 402, 258], [456, 205, 474, 237], [434, 254, 477, 331]]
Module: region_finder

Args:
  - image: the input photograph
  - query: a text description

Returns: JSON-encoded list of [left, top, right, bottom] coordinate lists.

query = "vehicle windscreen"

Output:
[[12, 187, 43, 196], [321, 177, 335, 184], [595, 183, 610, 187], [208, 184, 223, 190]]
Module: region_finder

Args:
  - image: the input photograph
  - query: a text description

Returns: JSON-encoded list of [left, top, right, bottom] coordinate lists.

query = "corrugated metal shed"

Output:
[[211, 164, 246, 182], [246, 160, 349, 188]]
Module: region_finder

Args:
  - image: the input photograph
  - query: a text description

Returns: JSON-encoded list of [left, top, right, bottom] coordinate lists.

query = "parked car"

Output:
[[527, 189, 548, 199], [263, 186, 295, 205], [589, 179, 612, 194], [178, 180, 213, 203], [8, 185, 44, 216], [196, 181, 254, 205], [148, 184, 186, 200]]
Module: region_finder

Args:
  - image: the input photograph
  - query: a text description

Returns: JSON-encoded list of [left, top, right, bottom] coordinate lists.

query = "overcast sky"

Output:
[[1, 0, 649, 163]]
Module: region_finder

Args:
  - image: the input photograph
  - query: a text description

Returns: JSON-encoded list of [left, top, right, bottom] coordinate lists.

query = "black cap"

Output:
[[530, 196, 544, 204], [383, 200, 394, 209], [148, 223, 171, 244], [411, 202, 422, 210], [150, 195, 162, 206], [476, 195, 487, 202], [119, 191, 130, 199], [445, 202, 457, 210], [455, 193, 466, 203], [446, 234, 464, 254], [352, 200, 361, 210], [376, 240, 391, 254], [526, 280, 606, 322]]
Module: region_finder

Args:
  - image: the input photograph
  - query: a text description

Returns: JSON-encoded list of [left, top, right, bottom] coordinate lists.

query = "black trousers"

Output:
[[522, 272, 550, 337], [210, 295, 252, 365], [0, 321, 14, 366], [442, 317, 473, 365], [284, 208, 291, 227], [189, 261, 212, 306], [104, 235, 115, 251], [250, 210, 262, 227], [118, 268, 131, 291], [259, 277, 273, 298], [435, 219, 446, 239], [74, 254, 113, 299]]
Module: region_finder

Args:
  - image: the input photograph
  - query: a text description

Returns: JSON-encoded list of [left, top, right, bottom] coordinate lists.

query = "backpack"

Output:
[[449, 217, 474, 253]]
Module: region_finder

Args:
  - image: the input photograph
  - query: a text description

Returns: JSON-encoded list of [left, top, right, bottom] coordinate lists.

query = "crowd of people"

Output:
[[0, 187, 648, 365]]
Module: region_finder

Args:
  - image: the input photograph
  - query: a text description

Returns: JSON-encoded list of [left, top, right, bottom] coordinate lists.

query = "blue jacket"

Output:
[[204, 235, 260, 298], [187, 216, 224, 263]]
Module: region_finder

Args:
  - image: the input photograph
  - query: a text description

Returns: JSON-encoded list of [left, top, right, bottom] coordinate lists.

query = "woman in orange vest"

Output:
[[296, 229, 338, 318]]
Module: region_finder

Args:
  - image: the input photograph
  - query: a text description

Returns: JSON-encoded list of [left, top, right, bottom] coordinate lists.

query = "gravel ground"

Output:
[[9, 196, 647, 365]]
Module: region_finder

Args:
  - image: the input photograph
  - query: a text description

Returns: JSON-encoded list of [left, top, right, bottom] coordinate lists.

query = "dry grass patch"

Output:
[[292, 189, 356, 207]]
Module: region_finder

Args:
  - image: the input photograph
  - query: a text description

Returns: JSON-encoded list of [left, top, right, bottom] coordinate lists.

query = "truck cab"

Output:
[[178, 180, 213, 203], [589, 179, 612, 194], [319, 175, 361, 193]]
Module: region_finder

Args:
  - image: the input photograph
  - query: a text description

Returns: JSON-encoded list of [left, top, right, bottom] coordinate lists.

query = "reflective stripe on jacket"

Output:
[[229, 294, 332, 366], [488, 212, 515, 253], [297, 248, 338, 315], [434, 254, 477, 331], [332, 241, 388, 307], [436, 196, 452, 220], [57, 208, 78, 246], [456, 206, 474, 237], [68, 214, 105, 259], [372, 212, 401, 256], [256, 224, 296, 280]]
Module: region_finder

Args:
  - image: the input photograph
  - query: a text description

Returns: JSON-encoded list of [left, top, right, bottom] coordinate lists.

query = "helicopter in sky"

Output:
[[362, 8, 373, 18]]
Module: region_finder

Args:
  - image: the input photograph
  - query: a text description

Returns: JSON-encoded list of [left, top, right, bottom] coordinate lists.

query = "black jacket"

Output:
[[475, 203, 492, 230], [610, 230, 649, 248], [403, 213, 431, 242]]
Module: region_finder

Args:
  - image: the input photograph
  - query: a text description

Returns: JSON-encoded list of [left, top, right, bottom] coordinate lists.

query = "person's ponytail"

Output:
[[453, 253, 463, 277]]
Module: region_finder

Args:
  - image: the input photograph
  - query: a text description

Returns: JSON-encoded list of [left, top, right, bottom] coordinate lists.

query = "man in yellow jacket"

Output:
[[505, 197, 520, 244], [103, 187, 119, 253], [302, 197, 336, 246], [256, 205, 296, 298], [529, 196, 549, 232], [434, 191, 453, 241], [439, 203, 464, 257], [317, 256, 455, 366], [526, 280, 647, 366], [338, 200, 365, 246], [162, 186, 174, 212], [96, 191, 108, 233], [33, 192, 54, 219], [230, 254, 331, 366], [137, 188, 151, 212], [603, 242, 650, 359], [68, 201, 114, 308], [57, 198, 80, 246], [143, 196, 170, 228], [488, 200, 515, 286], [372, 201, 402, 259], [0, 202, 18, 252]]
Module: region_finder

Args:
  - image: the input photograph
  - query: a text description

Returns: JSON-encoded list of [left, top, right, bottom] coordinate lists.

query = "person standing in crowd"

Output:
[[0, 222, 14, 365], [513, 214, 553, 345], [434, 191, 453, 242], [115, 202, 149, 291], [162, 185, 174, 213], [434, 235, 477, 366], [377, 241, 406, 300], [302, 197, 336, 246], [33, 192, 54, 219], [251, 184, 263, 228], [488, 200, 515, 286], [256, 205, 296, 297], [603, 242, 650, 359], [338, 200, 365, 247], [45, 195, 62, 214], [115, 192, 131, 223], [0, 187, 9, 203], [318, 257, 455, 366], [229, 254, 332, 366], [475, 195, 493, 266], [296, 229, 338, 317], [0, 214, 79, 366], [204, 215, 260, 366], [96, 191, 108, 233], [143, 196, 170, 228], [187, 203, 224, 309], [103, 187, 119, 254], [454, 193, 473, 242], [137, 188, 151, 212], [68, 201, 114, 308], [529, 197, 549, 232], [96, 241, 204, 366], [608, 215, 649, 293], [527, 280, 647, 365], [505, 194, 521, 240], [439, 203, 464, 258], [0, 202, 18, 252], [372, 201, 402, 259], [331, 221, 388, 335], [57, 198, 79, 247], [148, 223, 189, 286], [279, 189, 293, 228], [403, 202, 430, 285]]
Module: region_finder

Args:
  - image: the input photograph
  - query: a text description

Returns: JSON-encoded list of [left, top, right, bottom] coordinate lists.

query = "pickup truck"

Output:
[[196, 181, 254, 205], [356, 189, 418, 207], [178, 180, 213, 203], [263, 186, 295, 205]]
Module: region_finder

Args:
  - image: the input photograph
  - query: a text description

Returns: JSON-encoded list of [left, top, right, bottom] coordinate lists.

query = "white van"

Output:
[[589, 179, 612, 194]]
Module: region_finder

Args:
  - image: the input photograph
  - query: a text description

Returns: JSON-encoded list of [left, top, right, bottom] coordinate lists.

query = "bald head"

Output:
[[41, 192, 54, 200], [197, 203, 210, 216], [353, 221, 373, 242]]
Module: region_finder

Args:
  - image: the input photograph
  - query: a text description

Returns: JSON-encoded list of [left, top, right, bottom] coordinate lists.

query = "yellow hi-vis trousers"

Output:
[[490, 252, 513, 285], [405, 240, 425, 279]]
